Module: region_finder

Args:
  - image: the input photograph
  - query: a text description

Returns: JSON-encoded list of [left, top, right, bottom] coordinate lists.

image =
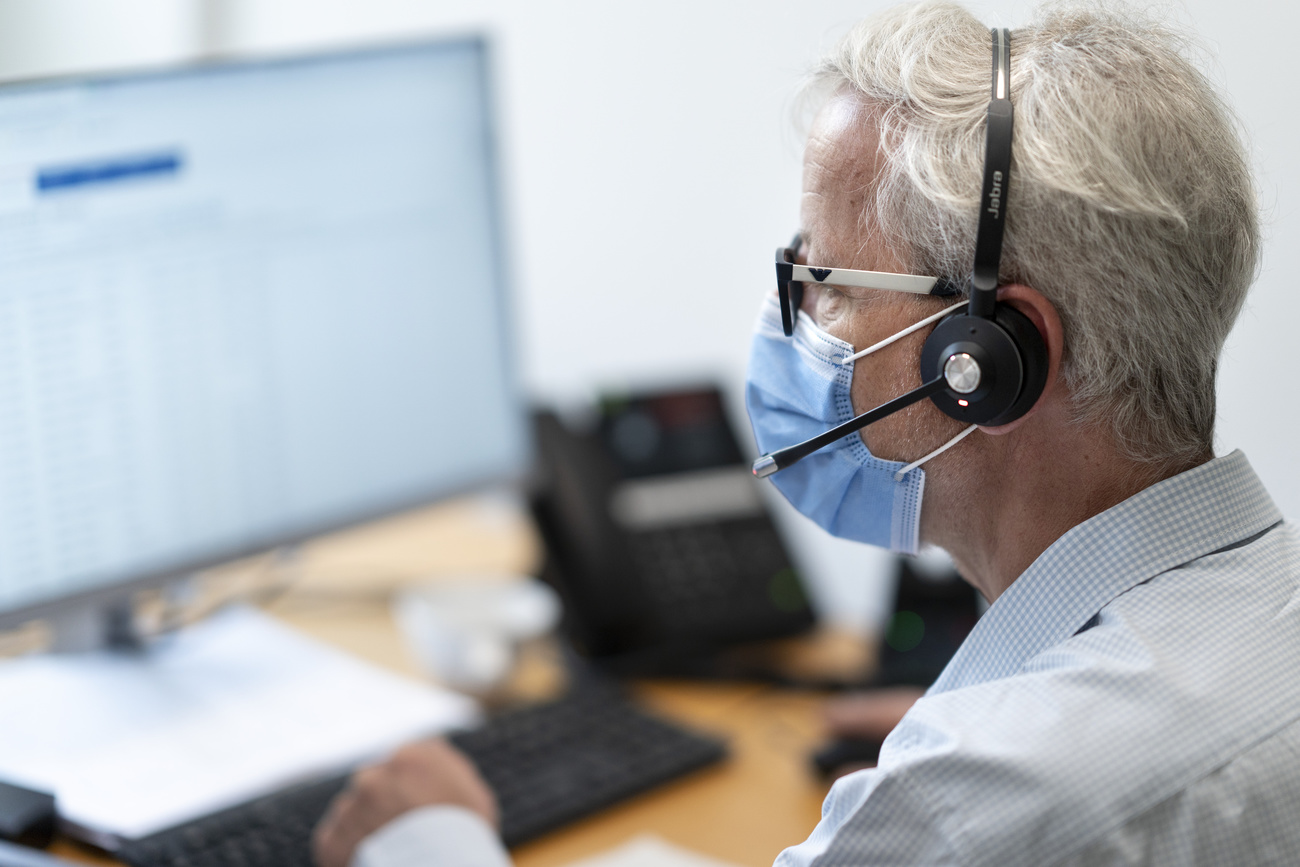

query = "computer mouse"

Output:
[[810, 736, 884, 778]]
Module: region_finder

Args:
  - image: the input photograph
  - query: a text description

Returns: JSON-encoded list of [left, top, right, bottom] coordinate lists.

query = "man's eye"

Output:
[[817, 286, 852, 311]]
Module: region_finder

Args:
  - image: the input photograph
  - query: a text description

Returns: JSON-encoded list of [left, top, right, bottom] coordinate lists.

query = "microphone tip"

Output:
[[752, 455, 778, 478]]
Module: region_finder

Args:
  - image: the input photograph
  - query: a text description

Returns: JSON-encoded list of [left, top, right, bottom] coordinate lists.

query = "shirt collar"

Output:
[[929, 450, 1282, 694]]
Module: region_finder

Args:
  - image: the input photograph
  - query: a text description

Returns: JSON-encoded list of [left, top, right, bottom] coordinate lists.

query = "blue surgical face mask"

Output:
[[745, 293, 975, 554]]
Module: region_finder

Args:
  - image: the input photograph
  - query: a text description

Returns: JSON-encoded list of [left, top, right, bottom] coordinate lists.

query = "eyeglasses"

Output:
[[774, 234, 961, 336]]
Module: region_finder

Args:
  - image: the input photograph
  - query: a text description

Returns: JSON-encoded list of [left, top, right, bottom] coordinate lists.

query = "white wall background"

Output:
[[0, 0, 1294, 631]]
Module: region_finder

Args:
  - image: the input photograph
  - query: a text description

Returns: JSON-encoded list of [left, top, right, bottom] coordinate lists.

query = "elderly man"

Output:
[[315, 2, 1299, 865]]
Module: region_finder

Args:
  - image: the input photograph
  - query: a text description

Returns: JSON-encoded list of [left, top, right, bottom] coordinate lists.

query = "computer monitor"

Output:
[[0, 37, 527, 648]]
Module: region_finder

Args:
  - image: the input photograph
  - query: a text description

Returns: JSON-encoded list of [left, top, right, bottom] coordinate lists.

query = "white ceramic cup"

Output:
[[393, 576, 561, 693]]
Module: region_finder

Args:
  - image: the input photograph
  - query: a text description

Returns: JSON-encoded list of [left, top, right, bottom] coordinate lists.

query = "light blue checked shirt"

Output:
[[355, 450, 1299, 867], [779, 449, 1299, 866]]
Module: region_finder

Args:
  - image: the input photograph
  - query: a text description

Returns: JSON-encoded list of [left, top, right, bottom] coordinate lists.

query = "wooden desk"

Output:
[[48, 496, 844, 867]]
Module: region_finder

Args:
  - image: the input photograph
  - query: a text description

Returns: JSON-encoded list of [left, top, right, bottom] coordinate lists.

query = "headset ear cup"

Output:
[[920, 304, 1049, 427], [983, 304, 1048, 426]]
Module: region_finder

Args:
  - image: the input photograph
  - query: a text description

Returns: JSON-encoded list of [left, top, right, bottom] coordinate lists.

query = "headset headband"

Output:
[[969, 28, 1013, 319]]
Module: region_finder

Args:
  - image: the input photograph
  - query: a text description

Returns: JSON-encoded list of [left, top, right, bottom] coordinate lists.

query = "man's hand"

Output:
[[823, 686, 925, 740], [312, 738, 498, 867]]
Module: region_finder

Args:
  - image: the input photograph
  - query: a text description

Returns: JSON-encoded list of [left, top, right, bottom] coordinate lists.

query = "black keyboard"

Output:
[[118, 688, 726, 867]]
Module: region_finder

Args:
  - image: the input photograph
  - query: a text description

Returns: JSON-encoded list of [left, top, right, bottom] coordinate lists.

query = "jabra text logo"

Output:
[[986, 170, 1003, 220]]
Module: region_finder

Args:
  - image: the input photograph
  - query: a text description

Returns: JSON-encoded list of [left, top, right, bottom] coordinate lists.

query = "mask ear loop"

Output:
[[893, 424, 978, 481], [839, 300, 969, 365], [828, 298, 977, 478]]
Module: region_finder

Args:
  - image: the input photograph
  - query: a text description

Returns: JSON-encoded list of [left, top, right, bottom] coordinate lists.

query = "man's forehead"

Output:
[[802, 97, 880, 260], [808, 93, 871, 150]]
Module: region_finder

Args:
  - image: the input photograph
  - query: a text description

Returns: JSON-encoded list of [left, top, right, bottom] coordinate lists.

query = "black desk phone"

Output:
[[530, 386, 816, 675]]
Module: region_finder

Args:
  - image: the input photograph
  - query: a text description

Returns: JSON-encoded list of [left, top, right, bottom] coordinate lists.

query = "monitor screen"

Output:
[[0, 38, 526, 621]]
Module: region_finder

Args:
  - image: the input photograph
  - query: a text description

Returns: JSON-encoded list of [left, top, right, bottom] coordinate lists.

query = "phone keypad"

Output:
[[626, 518, 809, 640]]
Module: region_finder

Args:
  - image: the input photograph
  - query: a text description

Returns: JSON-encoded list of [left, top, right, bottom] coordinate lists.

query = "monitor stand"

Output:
[[29, 547, 302, 655], [43, 596, 148, 654]]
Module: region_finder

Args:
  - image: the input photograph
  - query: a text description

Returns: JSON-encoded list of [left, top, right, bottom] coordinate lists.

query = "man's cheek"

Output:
[[821, 308, 859, 342]]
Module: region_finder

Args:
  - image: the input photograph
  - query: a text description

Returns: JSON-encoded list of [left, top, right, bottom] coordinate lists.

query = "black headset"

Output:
[[919, 27, 1048, 427], [753, 28, 1049, 478]]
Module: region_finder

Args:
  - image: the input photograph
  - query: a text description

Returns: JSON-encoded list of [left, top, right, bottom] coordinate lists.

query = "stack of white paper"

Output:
[[0, 606, 478, 847]]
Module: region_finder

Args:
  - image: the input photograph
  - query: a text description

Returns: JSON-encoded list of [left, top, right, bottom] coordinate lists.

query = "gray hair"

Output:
[[808, 1, 1260, 465]]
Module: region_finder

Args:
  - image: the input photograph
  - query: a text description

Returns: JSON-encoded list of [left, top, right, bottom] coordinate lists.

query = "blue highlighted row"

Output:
[[36, 151, 183, 193]]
